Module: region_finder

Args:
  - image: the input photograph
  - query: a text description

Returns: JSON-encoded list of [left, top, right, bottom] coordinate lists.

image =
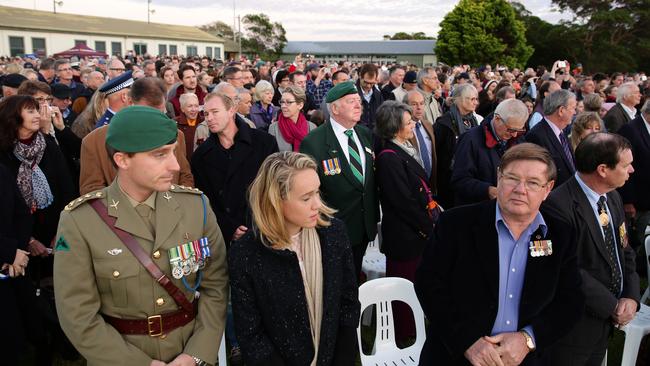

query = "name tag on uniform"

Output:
[[529, 239, 553, 257], [322, 158, 342, 176]]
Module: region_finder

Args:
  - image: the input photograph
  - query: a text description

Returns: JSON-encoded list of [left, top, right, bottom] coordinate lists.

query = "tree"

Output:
[[435, 0, 533, 68], [384, 32, 434, 40], [199, 20, 235, 40], [240, 13, 287, 60]]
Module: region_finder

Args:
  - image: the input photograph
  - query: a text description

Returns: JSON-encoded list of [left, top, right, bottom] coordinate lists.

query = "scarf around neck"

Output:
[[13, 132, 54, 212], [278, 112, 309, 152], [450, 104, 478, 137]]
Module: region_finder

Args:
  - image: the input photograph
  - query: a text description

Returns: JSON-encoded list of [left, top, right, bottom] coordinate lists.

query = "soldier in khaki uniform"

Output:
[[53, 105, 228, 366]]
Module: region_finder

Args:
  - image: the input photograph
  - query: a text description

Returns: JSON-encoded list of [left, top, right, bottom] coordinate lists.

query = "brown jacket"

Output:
[[79, 125, 194, 195]]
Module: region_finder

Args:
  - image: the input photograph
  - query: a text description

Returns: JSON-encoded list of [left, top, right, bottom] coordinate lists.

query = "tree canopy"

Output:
[[435, 0, 533, 69], [198, 21, 234, 40], [383, 32, 434, 40], [241, 14, 287, 60]]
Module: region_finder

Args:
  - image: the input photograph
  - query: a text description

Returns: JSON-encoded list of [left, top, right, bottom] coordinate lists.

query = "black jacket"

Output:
[[415, 200, 584, 365], [355, 81, 383, 131], [375, 141, 434, 261], [433, 112, 461, 209], [228, 218, 360, 366], [603, 103, 633, 133], [0, 134, 76, 245], [618, 116, 650, 211], [525, 119, 575, 187], [0, 163, 31, 265], [191, 117, 278, 243]]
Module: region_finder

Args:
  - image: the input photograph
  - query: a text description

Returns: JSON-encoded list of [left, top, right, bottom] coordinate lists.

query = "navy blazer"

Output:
[[415, 200, 584, 365], [525, 119, 575, 186], [618, 116, 650, 211]]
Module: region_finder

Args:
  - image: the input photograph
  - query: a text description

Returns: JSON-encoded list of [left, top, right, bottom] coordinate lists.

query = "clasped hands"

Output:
[[613, 298, 637, 328], [1, 249, 30, 277], [465, 332, 529, 366], [150, 353, 196, 366]]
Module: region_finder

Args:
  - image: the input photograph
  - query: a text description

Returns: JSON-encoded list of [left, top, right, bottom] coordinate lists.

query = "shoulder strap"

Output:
[[377, 148, 397, 158], [88, 199, 193, 312]]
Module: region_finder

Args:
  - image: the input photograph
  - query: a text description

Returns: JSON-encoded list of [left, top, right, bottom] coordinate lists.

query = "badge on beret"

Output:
[[619, 223, 628, 248], [529, 239, 553, 257], [322, 158, 342, 176]]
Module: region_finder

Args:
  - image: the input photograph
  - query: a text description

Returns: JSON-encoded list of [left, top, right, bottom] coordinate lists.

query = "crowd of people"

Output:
[[0, 51, 649, 366]]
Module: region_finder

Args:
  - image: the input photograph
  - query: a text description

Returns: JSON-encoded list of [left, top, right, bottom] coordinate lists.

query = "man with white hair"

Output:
[[106, 58, 126, 80], [174, 93, 203, 157], [603, 82, 641, 132], [416, 67, 442, 124], [451, 99, 529, 205]]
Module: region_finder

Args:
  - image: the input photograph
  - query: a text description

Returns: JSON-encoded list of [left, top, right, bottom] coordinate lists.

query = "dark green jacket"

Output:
[[300, 122, 379, 246]]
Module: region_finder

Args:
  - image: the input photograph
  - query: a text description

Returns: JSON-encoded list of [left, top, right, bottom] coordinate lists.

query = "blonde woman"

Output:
[[228, 151, 359, 366], [570, 112, 604, 151], [70, 91, 107, 139]]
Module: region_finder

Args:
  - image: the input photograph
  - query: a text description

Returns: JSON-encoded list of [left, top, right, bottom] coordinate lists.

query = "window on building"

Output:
[[206, 46, 212, 59], [111, 42, 122, 56], [169, 45, 177, 56], [75, 40, 87, 47], [158, 44, 167, 56], [214, 47, 221, 59], [9, 36, 24, 57], [186, 46, 197, 57], [133, 43, 148, 56], [32, 37, 46, 56], [95, 41, 106, 53]]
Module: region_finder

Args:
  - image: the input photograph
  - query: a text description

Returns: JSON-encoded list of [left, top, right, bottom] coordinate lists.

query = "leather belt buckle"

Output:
[[147, 314, 163, 337]]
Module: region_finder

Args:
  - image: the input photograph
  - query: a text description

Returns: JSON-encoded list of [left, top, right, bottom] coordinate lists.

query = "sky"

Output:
[[4, 0, 575, 41]]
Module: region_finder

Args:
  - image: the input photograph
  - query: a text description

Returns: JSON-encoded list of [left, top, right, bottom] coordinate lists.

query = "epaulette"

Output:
[[64, 190, 104, 211], [169, 184, 203, 195]]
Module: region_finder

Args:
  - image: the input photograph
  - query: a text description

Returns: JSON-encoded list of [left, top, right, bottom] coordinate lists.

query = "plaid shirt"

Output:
[[306, 78, 333, 106]]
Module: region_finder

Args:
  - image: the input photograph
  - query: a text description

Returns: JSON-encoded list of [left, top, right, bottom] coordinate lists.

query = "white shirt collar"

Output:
[[621, 103, 637, 120]]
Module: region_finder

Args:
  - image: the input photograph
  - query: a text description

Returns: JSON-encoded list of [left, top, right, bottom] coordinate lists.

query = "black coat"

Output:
[[603, 103, 633, 133], [415, 200, 584, 366], [433, 112, 461, 209], [618, 116, 650, 211], [355, 81, 383, 131], [191, 117, 279, 243], [0, 134, 76, 245], [525, 119, 575, 187], [375, 141, 434, 261], [228, 218, 360, 366], [451, 121, 522, 205]]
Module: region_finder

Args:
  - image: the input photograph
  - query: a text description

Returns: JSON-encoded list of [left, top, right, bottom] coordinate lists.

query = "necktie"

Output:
[[135, 204, 155, 236], [415, 122, 432, 178], [597, 196, 622, 296], [344, 130, 364, 184], [558, 132, 575, 171]]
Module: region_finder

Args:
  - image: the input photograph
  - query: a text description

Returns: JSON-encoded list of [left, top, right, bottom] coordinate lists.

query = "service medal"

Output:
[[172, 266, 183, 279], [599, 211, 610, 226]]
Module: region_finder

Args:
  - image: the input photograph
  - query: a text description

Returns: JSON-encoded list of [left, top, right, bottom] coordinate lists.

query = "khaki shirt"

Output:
[[53, 181, 228, 365]]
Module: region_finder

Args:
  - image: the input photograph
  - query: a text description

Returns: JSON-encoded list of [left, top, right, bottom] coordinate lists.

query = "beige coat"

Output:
[[53, 182, 228, 365], [79, 126, 194, 195]]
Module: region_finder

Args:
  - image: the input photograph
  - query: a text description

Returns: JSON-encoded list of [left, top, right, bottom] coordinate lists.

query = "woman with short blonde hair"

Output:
[[229, 151, 360, 366], [570, 112, 604, 151]]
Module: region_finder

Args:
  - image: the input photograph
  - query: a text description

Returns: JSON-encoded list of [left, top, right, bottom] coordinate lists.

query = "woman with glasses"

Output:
[[451, 99, 529, 206], [268, 86, 317, 152]]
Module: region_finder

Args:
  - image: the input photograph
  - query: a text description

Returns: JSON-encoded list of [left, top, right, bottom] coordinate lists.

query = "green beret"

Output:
[[106, 106, 177, 153], [325, 81, 358, 103]]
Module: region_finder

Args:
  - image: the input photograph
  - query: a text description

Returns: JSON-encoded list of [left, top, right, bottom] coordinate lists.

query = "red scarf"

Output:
[[278, 112, 309, 152]]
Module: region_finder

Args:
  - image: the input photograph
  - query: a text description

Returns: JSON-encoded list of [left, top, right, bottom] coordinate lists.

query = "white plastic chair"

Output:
[[217, 330, 226, 365], [357, 277, 426, 366], [615, 303, 650, 366], [361, 225, 386, 326], [641, 234, 650, 303]]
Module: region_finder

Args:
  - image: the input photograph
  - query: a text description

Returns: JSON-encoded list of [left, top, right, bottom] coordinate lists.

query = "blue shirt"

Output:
[[574, 173, 623, 295], [491, 204, 547, 344]]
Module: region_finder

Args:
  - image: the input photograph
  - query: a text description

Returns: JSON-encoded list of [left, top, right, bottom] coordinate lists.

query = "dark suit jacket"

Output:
[[300, 122, 379, 247], [618, 116, 650, 211], [603, 103, 633, 133], [408, 118, 438, 194], [451, 121, 522, 205], [525, 119, 575, 186], [228, 218, 359, 366], [375, 141, 434, 261], [355, 81, 383, 131], [192, 118, 279, 243], [415, 200, 584, 366], [541, 177, 640, 321]]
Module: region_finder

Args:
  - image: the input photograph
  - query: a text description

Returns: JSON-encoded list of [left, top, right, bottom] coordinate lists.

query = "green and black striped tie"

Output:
[[344, 129, 364, 184]]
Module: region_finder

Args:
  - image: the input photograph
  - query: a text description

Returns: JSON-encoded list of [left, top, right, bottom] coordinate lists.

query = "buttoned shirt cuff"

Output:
[[521, 325, 536, 347]]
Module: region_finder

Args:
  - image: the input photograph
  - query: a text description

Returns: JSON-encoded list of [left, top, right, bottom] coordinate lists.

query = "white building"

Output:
[[0, 5, 225, 59]]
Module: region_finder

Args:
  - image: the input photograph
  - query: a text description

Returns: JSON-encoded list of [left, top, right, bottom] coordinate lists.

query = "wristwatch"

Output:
[[520, 330, 536, 352], [191, 356, 208, 366]]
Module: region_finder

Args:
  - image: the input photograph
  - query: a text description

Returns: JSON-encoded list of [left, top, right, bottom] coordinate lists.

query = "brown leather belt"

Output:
[[103, 302, 197, 337]]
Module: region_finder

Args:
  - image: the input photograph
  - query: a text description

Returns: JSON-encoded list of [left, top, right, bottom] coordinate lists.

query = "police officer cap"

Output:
[[325, 81, 357, 103], [106, 106, 177, 153], [99, 70, 134, 95]]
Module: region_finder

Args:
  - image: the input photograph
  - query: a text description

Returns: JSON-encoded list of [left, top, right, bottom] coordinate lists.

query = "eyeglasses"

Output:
[[228, 76, 243, 80], [35, 97, 53, 103], [499, 172, 549, 192], [109, 68, 126, 72], [279, 100, 297, 105], [495, 114, 527, 134], [58, 68, 72, 72]]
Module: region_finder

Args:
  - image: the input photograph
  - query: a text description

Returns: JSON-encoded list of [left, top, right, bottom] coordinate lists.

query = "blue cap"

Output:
[[99, 71, 134, 95]]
